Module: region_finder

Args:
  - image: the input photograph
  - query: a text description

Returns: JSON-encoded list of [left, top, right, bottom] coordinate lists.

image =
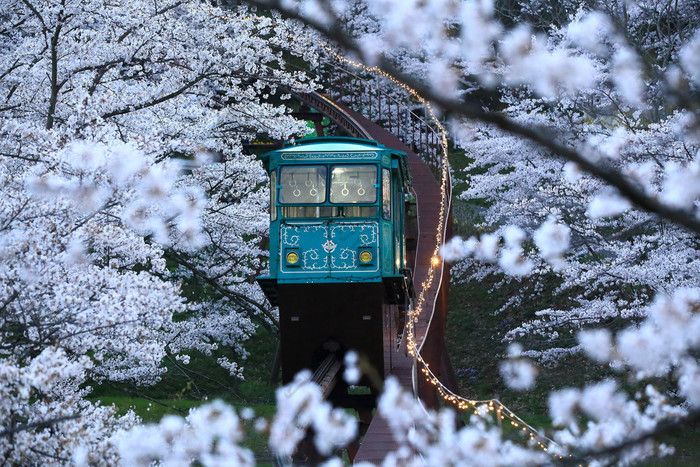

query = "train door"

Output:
[[392, 164, 404, 274], [381, 168, 393, 275]]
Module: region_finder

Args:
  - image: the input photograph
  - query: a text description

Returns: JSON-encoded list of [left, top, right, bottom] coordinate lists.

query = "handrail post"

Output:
[[388, 100, 392, 134]]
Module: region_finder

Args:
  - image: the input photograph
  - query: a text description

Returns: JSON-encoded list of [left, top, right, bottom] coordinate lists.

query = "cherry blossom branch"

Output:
[[101, 72, 211, 119], [104, 381, 190, 416], [28, 446, 71, 462], [473, 111, 700, 235], [165, 250, 279, 332], [563, 409, 700, 465], [46, 19, 63, 130], [164, 353, 242, 398], [19, 0, 47, 31], [0, 60, 24, 84], [0, 414, 80, 438], [0, 291, 19, 316], [54, 319, 142, 343], [0, 151, 40, 162]]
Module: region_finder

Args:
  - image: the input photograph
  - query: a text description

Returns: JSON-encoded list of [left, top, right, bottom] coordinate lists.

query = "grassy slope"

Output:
[[445, 147, 700, 464], [89, 326, 279, 462]]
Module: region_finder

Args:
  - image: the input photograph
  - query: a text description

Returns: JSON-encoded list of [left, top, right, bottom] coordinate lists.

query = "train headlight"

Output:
[[286, 251, 299, 264], [359, 250, 372, 264]]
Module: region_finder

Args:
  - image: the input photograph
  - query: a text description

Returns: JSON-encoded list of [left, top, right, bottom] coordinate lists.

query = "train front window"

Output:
[[279, 166, 326, 204], [330, 165, 377, 204]]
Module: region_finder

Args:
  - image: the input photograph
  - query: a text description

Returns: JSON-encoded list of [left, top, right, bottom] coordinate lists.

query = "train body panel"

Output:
[[256, 137, 412, 393], [278, 220, 381, 279]]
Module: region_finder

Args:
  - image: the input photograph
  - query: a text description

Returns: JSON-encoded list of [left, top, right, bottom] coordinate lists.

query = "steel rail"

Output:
[[311, 353, 343, 399]]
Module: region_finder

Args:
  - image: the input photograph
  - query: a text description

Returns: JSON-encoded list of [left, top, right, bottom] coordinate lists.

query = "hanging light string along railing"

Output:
[[319, 45, 561, 455]]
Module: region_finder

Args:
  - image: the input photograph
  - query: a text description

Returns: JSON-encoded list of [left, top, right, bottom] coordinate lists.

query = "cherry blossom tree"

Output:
[[0, 0, 316, 462]]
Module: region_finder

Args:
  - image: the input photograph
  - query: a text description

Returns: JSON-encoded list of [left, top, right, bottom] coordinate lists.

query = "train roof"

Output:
[[260, 137, 406, 165], [259, 137, 411, 188], [277, 137, 383, 153]]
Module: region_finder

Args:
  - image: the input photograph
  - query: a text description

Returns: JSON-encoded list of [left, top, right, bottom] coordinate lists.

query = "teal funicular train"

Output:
[[256, 137, 414, 403]]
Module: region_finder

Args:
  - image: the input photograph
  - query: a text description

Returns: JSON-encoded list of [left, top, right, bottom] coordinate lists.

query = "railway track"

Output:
[[311, 353, 342, 399]]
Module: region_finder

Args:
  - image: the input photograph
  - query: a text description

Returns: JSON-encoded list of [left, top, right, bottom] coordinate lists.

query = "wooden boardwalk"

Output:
[[334, 106, 445, 464]]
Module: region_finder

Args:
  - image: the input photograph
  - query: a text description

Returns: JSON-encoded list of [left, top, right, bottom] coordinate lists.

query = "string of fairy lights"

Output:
[[195, 5, 565, 457], [319, 46, 563, 456]]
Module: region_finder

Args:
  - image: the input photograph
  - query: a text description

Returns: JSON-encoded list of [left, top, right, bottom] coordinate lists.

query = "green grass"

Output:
[[88, 394, 277, 462], [86, 395, 202, 423], [87, 326, 280, 461], [641, 430, 700, 466]]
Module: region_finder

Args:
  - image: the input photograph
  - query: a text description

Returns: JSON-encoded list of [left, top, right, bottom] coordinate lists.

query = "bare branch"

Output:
[[0, 414, 80, 438], [101, 72, 211, 119]]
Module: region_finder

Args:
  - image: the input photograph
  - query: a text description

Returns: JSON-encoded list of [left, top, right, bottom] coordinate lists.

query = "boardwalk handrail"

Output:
[[321, 62, 446, 182], [284, 60, 447, 184]]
